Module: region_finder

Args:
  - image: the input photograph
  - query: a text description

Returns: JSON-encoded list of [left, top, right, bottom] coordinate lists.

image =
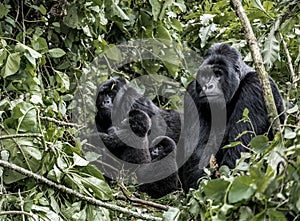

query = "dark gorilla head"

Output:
[[95, 77, 126, 132], [149, 136, 176, 161], [196, 43, 253, 105], [96, 77, 126, 112]]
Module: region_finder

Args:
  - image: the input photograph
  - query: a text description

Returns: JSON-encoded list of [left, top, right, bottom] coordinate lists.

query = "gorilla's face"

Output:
[[196, 43, 242, 105], [96, 77, 126, 118]]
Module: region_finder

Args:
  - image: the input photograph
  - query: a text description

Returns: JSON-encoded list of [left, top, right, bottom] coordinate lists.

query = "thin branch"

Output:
[[0, 211, 38, 221], [0, 160, 162, 221], [40, 116, 83, 128], [280, 33, 298, 88], [0, 133, 43, 140], [119, 182, 169, 211], [231, 0, 282, 134]]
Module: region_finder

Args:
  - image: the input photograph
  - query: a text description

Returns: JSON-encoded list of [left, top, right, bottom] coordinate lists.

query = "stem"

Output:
[[231, 0, 282, 135]]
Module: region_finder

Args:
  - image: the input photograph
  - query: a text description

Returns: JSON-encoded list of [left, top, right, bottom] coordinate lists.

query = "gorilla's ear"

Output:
[[238, 57, 254, 80]]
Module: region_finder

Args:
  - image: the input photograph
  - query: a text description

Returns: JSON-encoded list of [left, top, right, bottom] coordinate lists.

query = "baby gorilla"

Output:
[[138, 136, 179, 198], [99, 109, 151, 165], [99, 109, 179, 198]]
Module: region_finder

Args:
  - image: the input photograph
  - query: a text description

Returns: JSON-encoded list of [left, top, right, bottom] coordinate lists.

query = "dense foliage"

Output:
[[0, 0, 299, 220]]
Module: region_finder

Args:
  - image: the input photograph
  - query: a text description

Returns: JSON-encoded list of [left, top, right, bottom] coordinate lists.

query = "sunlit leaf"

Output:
[[3, 52, 20, 78], [73, 153, 89, 166], [284, 127, 296, 139], [228, 176, 256, 203], [149, 0, 161, 21], [163, 207, 181, 221]]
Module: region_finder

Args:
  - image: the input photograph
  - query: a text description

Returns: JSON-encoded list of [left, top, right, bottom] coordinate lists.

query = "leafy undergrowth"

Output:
[[171, 123, 300, 220]]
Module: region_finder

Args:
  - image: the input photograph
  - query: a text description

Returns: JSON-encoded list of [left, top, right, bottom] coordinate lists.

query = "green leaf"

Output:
[[267, 209, 287, 221], [105, 0, 129, 21], [149, 0, 161, 21], [12, 102, 38, 133], [73, 153, 89, 167], [199, 24, 218, 48], [32, 37, 48, 53], [39, 4, 47, 15], [284, 127, 296, 139], [64, 4, 80, 28], [204, 179, 230, 203], [55, 70, 70, 93], [49, 48, 66, 58], [287, 105, 299, 114], [0, 3, 9, 19], [156, 25, 172, 42], [228, 176, 256, 203], [104, 45, 122, 62], [223, 141, 242, 149], [3, 52, 20, 78], [243, 108, 249, 117], [0, 48, 7, 66], [163, 207, 181, 221], [81, 177, 112, 200], [249, 135, 269, 153], [251, 0, 269, 16], [251, 210, 266, 221], [239, 206, 253, 220], [262, 21, 280, 70]]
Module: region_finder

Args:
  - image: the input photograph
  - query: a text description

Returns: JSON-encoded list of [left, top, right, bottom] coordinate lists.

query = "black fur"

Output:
[[95, 77, 126, 133], [99, 109, 151, 165], [95, 77, 182, 144], [181, 43, 285, 191], [138, 136, 179, 198]]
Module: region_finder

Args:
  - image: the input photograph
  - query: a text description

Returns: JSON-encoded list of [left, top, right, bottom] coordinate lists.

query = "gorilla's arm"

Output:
[[218, 73, 285, 167]]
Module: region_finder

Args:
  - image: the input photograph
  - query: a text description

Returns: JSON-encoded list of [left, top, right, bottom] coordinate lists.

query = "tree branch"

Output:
[[40, 116, 83, 128], [119, 182, 170, 211], [280, 33, 298, 88], [0, 133, 43, 140], [0, 211, 38, 221], [0, 160, 162, 221], [231, 0, 282, 134]]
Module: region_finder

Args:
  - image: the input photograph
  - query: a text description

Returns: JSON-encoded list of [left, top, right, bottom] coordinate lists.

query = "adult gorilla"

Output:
[[181, 43, 285, 192]]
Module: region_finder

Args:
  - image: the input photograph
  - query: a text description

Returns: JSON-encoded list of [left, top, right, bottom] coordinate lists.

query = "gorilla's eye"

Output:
[[108, 91, 115, 97], [234, 65, 240, 72], [214, 69, 223, 77]]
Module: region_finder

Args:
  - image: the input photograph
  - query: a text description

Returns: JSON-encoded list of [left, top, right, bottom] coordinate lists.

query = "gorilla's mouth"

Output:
[[199, 93, 221, 99]]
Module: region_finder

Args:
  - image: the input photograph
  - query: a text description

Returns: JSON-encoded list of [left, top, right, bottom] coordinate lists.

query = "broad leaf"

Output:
[[149, 0, 161, 21], [228, 176, 256, 203], [49, 48, 66, 58], [204, 179, 230, 203], [249, 135, 269, 153], [3, 52, 20, 78]]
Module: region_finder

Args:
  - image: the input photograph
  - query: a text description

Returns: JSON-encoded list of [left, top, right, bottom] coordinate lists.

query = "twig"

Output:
[[119, 182, 169, 211], [231, 0, 281, 134], [0, 160, 162, 221], [36, 108, 49, 151], [280, 33, 298, 88], [0, 133, 43, 140], [0, 211, 38, 221], [40, 116, 83, 128]]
